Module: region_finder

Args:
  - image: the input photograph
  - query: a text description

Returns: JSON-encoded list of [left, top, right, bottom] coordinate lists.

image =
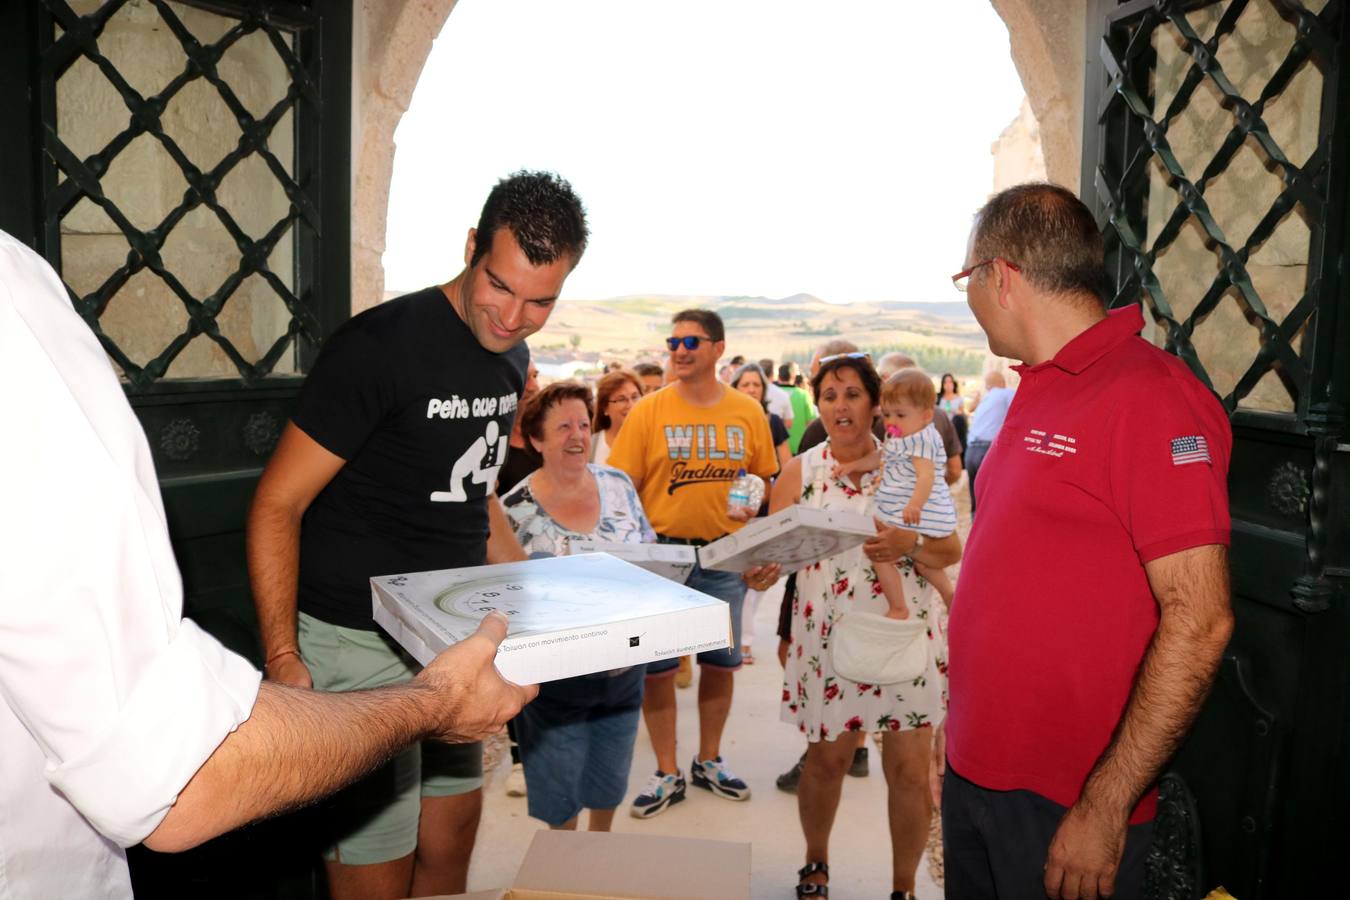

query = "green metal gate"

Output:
[[1083, 1, 1349, 895], [0, 1, 352, 896]]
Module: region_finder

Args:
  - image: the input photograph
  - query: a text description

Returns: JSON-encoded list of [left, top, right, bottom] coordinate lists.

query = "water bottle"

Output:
[[727, 467, 765, 515]]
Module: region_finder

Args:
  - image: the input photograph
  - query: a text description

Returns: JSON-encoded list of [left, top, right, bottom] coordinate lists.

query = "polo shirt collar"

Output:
[[1015, 304, 1144, 376]]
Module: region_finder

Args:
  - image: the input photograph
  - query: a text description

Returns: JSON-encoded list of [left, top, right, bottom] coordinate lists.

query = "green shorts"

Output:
[[298, 612, 483, 864]]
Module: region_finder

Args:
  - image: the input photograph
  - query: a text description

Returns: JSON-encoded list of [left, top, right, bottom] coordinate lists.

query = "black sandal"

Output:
[[796, 861, 829, 898], [890, 893, 917, 900]]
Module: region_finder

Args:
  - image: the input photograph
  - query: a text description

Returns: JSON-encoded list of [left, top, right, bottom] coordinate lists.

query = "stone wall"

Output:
[[58, 0, 296, 379], [992, 97, 1049, 192], [990, 0, 1085, 192]]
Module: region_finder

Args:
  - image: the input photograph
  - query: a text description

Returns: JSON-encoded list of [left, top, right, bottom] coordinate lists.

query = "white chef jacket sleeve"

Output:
[[0, 232, 262, 848]]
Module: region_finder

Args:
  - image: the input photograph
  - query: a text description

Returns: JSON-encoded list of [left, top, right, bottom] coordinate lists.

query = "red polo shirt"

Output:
[[946, 305, 1231, 823]]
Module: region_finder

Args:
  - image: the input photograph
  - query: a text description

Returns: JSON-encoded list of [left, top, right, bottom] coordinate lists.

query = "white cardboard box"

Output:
[[371, 553, 730, 684], [697, 505, 877, 573], [565, 539, 695, 583]]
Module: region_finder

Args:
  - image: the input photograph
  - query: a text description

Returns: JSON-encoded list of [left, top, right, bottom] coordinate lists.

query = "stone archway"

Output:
[[353, 0, 1085, 312], [991, 0, 1085, 193], [351, 0, 460, 314]]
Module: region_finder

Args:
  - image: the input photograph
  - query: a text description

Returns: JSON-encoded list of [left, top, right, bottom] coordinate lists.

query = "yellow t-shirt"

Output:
[[606, 384, 779, 541]]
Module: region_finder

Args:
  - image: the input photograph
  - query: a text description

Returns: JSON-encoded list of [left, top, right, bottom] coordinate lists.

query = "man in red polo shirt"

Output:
[[931, 183, 1234, 900]]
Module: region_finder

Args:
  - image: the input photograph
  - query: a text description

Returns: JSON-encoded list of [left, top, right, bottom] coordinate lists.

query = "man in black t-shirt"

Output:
[[247, 171, 587, 900]]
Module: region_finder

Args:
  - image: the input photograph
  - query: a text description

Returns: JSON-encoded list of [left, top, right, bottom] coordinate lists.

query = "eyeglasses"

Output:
[[666, 335, 714, 351], [607, 392, 642, 407], [818, 351, 871, 366], [951, 258, 1021, 292]]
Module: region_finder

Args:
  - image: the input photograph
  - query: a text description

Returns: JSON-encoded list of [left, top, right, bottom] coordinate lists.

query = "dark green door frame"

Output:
[[1083, 1, 1350, 896], [1, 2, 354, 897]]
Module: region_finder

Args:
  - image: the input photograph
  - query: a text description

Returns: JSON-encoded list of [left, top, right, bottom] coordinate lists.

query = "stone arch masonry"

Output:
[[352, 0, 1083, 312]]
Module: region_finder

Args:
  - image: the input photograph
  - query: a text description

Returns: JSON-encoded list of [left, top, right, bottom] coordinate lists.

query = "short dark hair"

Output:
[[518, 381, 594, 454], [758, 358, 774, 375], [811, 354, 882, 407], [972, 182, 1109, 306], [777, 362, 794, 382], [592, 370, 642, 432], [632, 362, 664, 378], [471, 170, 589, 269], [671, 309, 725, 343]]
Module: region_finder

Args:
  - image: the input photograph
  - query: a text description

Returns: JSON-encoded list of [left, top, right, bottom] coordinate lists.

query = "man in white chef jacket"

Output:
[[0, 229, 535, 899]]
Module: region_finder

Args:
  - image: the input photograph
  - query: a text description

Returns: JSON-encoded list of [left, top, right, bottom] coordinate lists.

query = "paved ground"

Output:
[[466, 473, 974, 899]]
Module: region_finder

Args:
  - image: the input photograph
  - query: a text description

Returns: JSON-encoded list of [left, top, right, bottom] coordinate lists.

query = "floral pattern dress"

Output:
[[780, 440, 948, 742]]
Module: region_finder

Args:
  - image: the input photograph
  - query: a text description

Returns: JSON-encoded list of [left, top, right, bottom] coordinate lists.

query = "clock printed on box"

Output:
[[370, 553, 734, 682], [433, 573, 639, 635], [749, 532, 843, 566], [698, 506, 877, 574]]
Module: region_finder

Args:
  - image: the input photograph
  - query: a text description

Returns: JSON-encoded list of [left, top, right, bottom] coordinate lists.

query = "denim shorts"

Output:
[[514, 667, 644, 826], [645, 539, 746, 675], [298, 612, 483, 864]]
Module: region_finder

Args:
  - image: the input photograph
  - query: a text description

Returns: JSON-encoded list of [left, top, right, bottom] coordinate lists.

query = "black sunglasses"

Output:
[[666, 335, 714, 351]]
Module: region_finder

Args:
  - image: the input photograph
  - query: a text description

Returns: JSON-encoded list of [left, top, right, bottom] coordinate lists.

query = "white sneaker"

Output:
[[629, 770, 687, 818], [504, 761, 527, 797], [690, 755, 751, 801]]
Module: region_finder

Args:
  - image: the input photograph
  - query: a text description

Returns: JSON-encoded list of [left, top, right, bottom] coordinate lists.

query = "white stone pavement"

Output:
[[467, 473, 972, 898], [467, 579, 943, 899]]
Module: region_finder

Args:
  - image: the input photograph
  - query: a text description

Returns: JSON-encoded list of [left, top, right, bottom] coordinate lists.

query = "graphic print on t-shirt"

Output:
[[430, 419, 508, 502], [1021, 426, 1079, 458], [663, 423, 746, 495]]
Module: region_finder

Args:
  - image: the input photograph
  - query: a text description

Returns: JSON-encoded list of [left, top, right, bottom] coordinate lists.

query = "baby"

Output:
[[834, 369, 957, 618]]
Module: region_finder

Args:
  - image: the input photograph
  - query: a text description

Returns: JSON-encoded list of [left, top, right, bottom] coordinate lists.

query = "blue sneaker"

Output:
[[629, 770, 687, 819], [690, 755, 752, 801]]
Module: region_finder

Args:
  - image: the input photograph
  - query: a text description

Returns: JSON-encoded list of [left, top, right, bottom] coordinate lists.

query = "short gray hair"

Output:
[[972, 182, 1109, 307]]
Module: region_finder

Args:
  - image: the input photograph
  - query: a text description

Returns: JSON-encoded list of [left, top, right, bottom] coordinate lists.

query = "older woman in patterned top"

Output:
[[500, 381, 656, 832]]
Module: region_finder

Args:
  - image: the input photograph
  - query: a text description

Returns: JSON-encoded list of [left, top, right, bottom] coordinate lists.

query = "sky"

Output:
[[383, 0, 1028, 304]]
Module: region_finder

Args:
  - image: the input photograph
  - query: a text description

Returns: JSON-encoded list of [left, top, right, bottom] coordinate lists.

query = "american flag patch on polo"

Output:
[[1170, 435, 1211, 466]]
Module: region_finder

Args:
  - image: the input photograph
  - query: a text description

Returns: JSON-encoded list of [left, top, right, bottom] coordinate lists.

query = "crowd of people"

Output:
[[5, 173, 1234, 900]]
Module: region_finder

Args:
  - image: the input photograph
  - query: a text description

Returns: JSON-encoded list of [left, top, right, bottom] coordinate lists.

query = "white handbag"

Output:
[[829, 610, 929, 685]]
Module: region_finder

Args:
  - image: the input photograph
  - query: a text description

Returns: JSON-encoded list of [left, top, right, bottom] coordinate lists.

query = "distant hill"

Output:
[[529, 293, 988, 376]]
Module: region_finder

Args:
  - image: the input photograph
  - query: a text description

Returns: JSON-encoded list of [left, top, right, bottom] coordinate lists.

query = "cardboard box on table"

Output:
[[370, 553, 729, 684], [565, 538, 696, 583], [436, 830, 751, 900], [697, 505, 877, 574]]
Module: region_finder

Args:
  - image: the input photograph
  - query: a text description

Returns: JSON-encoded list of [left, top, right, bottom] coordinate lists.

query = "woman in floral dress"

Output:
[[771, 353, 962, 900]]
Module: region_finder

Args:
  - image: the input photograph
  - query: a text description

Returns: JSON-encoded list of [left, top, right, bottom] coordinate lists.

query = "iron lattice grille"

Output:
[[1091, 0, 1341, 416], [38, 0, 322, 390]]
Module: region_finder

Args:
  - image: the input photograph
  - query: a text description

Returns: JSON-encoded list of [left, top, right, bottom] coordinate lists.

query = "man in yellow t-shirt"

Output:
[[607, 309, 779, 819]]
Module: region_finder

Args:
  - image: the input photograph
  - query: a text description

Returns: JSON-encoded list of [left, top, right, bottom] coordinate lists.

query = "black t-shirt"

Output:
[[769, 413, 789, 448], [292, 286, 528, 629], [495, 443, 539, 497]]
